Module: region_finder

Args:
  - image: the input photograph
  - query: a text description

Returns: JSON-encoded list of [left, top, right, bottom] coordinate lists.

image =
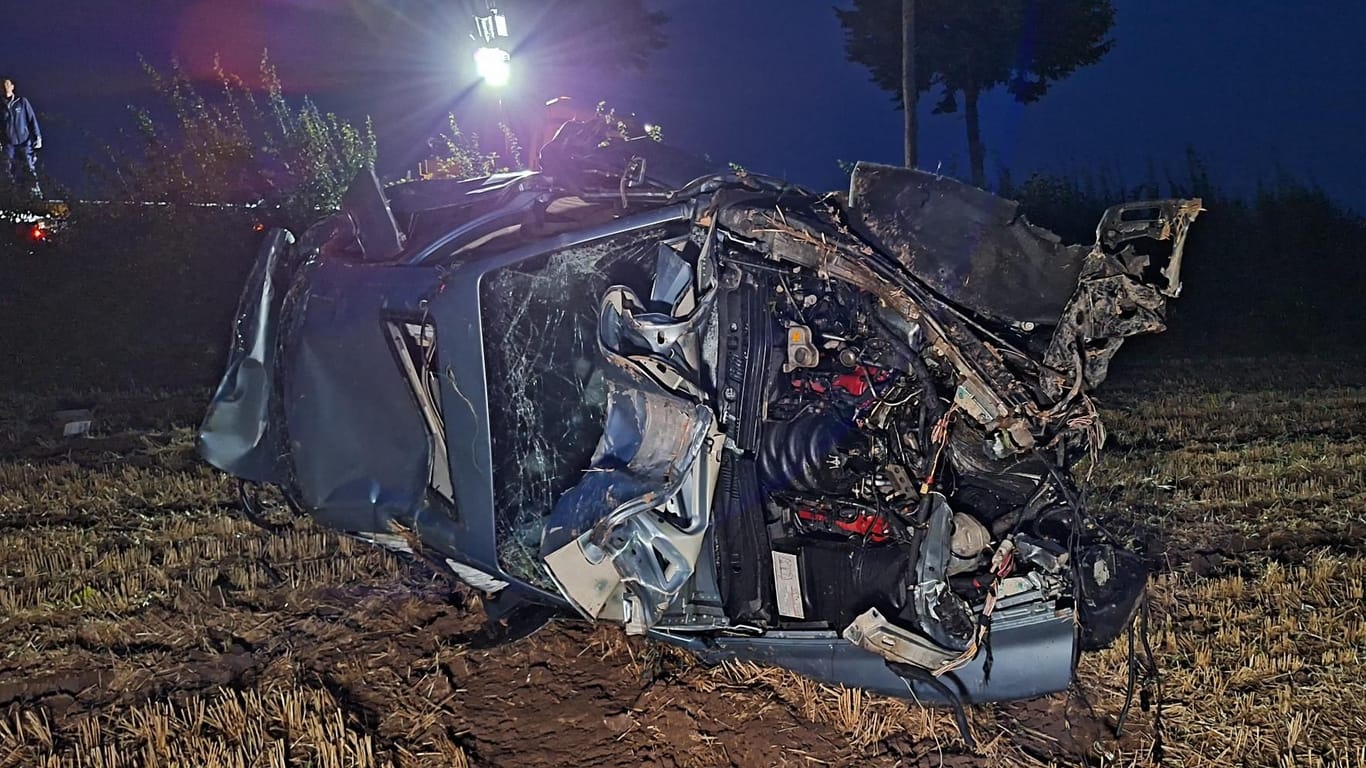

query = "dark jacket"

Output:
[[2, 95, 41, 148]]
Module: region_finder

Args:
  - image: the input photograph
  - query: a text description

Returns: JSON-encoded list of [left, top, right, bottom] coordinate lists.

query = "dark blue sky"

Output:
[[613, 0, 1366, 207], [8, 0, 1366, 210]]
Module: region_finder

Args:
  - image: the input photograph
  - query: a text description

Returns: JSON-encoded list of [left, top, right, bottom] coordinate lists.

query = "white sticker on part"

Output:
[[445, 558, 509, 594], [771, 551, 805, 619]]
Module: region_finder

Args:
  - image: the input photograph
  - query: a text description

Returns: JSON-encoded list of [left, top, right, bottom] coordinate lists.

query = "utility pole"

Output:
[[901, 0, 917, 169]]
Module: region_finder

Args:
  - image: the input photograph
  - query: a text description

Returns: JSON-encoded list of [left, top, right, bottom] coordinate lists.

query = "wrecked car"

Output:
[[198, 119, 1200, 732]]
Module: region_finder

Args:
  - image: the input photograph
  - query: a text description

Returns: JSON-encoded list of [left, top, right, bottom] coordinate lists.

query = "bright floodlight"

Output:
[[474, 46, 511, 87]]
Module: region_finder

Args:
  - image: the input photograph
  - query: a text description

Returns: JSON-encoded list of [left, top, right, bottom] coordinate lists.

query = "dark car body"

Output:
[[199, 120, 1200, 715]]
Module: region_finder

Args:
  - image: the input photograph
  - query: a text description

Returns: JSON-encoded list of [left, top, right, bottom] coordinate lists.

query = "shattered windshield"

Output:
[[479, 234, 662, 586]]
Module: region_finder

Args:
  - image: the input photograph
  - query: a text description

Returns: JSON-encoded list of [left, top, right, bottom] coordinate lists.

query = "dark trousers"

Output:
[[4, 144, 38, 193]]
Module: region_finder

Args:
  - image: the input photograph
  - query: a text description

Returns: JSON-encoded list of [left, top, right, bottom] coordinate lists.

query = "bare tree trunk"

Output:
[[901, 0, 917, 168], [964, 85, 985, 187]]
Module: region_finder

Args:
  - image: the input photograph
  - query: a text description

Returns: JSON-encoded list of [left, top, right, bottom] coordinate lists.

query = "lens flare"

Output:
[[473, 46, 511, 87]]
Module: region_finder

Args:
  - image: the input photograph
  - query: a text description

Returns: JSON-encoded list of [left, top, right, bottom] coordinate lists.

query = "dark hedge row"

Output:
[[2, 206, 261, 392], [4, 170, 1360, 392]]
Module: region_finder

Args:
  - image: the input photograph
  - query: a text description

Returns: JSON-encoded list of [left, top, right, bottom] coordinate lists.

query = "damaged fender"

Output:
[[198, 122, 1202, 712]]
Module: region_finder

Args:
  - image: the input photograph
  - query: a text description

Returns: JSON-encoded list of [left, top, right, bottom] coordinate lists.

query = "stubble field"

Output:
[[2, 358, 1364, 767]]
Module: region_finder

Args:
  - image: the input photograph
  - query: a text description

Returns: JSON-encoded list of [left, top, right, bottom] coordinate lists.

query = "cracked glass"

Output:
[[480, 232, 665, 587]]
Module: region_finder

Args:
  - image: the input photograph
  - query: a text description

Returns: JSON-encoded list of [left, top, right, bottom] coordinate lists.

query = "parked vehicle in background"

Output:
[[2, 200, 66, 250]]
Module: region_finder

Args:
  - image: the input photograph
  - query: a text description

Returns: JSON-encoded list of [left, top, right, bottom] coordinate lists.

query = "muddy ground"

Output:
[[2, 358, 1364, 767]]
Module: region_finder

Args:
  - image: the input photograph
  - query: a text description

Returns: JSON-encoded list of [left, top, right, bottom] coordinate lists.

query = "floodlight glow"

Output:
[[474, 46, 511, 87]]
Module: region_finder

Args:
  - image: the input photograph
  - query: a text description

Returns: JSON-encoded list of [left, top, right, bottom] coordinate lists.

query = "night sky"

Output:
[[6, 0, 1365, 210]]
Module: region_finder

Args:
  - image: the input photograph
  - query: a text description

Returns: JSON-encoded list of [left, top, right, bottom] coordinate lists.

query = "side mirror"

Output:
[[340, 166, 406, 262]]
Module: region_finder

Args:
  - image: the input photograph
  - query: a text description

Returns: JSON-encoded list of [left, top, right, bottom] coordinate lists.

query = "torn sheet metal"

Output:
[[541, 263, 716, 628], [1041, 198, 1203, 399], [848, 162, 1088, 326], [198, 117, 1202, 709]]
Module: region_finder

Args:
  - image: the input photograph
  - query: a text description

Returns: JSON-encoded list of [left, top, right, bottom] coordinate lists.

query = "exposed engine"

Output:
[[200, 118, 1200, 715], [712, 232, 1149, 673]]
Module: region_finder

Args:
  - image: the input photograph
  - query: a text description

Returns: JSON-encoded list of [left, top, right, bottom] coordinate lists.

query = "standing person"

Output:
[[1, 76, 43, 197]]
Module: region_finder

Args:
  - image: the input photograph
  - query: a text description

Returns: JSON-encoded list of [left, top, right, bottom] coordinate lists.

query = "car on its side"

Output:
[[199, 119, 1200, 743]]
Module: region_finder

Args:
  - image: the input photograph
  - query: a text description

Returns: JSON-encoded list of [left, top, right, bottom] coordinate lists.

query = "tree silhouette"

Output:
[[837, 0, 1115, 187]]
